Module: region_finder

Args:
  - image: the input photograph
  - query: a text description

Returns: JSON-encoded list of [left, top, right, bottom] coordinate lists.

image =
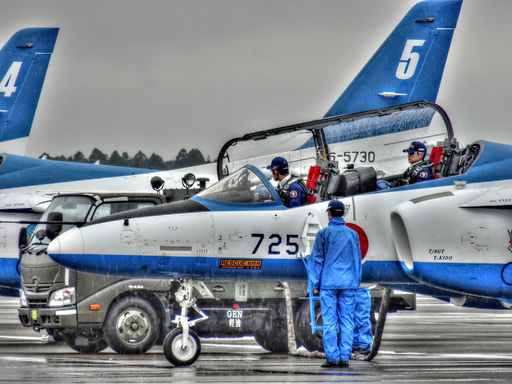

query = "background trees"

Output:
[[40, 148, 210, 169]]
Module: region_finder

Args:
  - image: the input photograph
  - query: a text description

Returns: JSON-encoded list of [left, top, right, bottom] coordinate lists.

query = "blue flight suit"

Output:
[[277, 175, 308, 207], [403, 160, 435, 184], [309, 216, 362, 363], [276, 175, 308, 208], [353, 287, 373, 352], [287, 180, 307, 207]]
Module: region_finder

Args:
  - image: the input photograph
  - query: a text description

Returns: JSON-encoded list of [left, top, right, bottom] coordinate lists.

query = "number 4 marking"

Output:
[[0, 61, 22, 97], [396, 40, 425, 80]]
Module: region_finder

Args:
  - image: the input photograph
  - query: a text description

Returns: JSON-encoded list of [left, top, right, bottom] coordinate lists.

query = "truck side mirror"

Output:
[[46, 212, 63, 241], [18, 227, 27, 251]]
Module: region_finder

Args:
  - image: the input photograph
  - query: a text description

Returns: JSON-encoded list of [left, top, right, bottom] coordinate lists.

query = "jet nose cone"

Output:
[[47, 237, 61, 256], [47, 228, 84, 266]]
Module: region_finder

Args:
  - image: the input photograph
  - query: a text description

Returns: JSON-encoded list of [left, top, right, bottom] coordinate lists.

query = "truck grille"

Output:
[[24, 282, 52, 293], [26, 298, 49, 308]]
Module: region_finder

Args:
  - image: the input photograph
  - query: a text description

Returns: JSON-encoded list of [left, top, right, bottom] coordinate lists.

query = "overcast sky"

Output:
[[1, 0, 511, 161]]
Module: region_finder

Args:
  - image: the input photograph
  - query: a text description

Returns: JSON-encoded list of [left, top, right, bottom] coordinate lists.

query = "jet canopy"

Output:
[[195, 165, 278, 205], [216, 101, 453, 183], [216, 101, 454, 202]]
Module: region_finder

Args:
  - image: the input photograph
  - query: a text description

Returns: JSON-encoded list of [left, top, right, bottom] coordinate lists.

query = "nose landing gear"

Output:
[[163, 279, 212, 366], [164, 327, 201, 366]]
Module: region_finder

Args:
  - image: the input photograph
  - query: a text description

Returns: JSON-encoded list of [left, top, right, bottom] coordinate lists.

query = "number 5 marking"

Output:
[[396, 39, 425, 80]]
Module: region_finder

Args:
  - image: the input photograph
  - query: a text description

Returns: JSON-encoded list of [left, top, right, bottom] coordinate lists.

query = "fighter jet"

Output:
[[48, 101, 509, 365]]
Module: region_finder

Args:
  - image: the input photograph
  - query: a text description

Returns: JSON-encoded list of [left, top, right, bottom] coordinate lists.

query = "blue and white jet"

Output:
[[47, 100, 508, 365]]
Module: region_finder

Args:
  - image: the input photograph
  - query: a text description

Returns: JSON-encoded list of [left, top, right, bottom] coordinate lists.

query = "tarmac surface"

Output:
[[1, 295, 512, 383]]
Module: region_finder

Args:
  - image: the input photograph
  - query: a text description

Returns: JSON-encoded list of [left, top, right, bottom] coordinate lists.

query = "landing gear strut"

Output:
[[162, 279, 211, 366]]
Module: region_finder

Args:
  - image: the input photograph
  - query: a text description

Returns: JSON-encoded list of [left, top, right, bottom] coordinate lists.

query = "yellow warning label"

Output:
[[219, 259, 262, 270]]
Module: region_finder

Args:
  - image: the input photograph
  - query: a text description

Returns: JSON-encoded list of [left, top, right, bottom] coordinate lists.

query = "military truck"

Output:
[[18, 193, 172, 353]]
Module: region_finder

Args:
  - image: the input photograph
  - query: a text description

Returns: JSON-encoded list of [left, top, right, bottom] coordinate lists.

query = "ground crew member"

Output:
[[308, 200, 362, 368], [267, 157, 308, 207], [400, 141, 435, 184], [352, 287, 373, 355]]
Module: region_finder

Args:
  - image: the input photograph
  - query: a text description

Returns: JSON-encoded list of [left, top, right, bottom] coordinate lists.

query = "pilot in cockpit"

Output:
[[267, 157, 308, 207], [400, 141, 435, 185]]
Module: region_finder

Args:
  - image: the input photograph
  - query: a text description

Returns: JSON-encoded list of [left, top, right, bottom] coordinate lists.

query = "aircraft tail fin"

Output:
[[324, 0, 462, 117], [0, 28, 59, 155]]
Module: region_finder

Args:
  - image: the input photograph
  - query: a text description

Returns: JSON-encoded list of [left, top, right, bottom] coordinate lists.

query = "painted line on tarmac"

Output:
[[0, 335, 43, 341], [0, 356, 46, 363], [379, 350, 512, 360]]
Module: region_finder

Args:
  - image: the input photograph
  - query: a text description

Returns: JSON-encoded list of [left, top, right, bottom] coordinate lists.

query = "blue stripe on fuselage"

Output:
[[405, 261, 512, 300], [0, 154, 156, 189], [50, 252, 414, 285], [191, 196, 285, 212]]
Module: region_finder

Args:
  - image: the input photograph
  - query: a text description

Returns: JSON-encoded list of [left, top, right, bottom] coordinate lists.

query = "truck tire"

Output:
[[104, 296, 161, 354], [295, 300, 324, 352], [163, 328, 201, 366], [62, 334, 108, 354], [253, 303, 288, 353]]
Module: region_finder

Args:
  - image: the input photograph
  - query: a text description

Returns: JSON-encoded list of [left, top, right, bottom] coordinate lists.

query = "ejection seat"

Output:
[[327, 167, 377, 198], [429, 146, 443, 179]]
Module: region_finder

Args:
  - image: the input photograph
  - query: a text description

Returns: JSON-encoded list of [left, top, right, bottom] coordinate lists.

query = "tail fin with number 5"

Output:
[[325, 0, 462, 117]]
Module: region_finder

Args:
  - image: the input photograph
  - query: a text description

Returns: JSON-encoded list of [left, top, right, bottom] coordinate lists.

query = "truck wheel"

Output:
[[104, 296, 160, 354], [295, 300, 324, 352], [163, 328, 201, 366], [62, 334, 108, 354], [253, 329, 288, 353], [253, 305, 288, 353]]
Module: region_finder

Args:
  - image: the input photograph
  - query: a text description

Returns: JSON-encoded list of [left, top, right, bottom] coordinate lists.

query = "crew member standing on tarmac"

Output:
[[352, 287, 373, 355], [267, 157, 308, 207], [400, 141, 435, 185], [309, 200, 362, 368]]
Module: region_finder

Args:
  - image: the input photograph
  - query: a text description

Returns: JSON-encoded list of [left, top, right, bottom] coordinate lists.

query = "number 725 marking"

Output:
[[251, 233, 299, 255]]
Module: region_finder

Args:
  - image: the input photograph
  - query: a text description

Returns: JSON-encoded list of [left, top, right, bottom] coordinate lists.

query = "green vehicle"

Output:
[[18, 192, 172, 353]]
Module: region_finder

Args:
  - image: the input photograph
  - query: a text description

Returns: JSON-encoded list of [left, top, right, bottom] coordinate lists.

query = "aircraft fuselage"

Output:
[[49, 141, 512, 301]]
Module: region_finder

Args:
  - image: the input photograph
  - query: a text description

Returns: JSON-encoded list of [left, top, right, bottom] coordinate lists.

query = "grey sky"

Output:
[[0, 0, 510, 161]]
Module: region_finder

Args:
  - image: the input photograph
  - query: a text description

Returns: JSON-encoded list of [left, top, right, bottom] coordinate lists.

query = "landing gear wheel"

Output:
[[62, 334, 108, 354], [104, 296, 160, 354], [295, 300, 324, 352], [163, 328, 201, 366]]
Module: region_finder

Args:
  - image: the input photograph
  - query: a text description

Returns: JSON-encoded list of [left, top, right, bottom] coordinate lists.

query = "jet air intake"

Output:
[[390, 189, 512, 299]]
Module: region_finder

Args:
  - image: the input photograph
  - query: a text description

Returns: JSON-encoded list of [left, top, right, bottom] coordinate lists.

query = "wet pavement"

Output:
[[1, 296, 512, 383]]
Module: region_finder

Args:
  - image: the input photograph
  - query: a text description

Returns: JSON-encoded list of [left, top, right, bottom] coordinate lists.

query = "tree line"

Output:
[[40, 148, 212, 170]]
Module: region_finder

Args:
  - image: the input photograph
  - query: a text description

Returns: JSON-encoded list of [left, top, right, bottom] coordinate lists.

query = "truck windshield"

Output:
[[28, 196, 95, 246], [92, 201, 156, 219], [27, 197, 159, 247]]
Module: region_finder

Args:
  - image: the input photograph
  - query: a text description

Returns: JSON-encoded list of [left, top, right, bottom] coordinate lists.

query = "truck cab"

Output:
[[18, 193, 169, 353]]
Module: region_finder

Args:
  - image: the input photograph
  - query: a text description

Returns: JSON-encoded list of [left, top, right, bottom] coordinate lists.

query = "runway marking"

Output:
[[379, 350, 512, 360], [0, 356, 46, 363], [0, 335, 43, 341]]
